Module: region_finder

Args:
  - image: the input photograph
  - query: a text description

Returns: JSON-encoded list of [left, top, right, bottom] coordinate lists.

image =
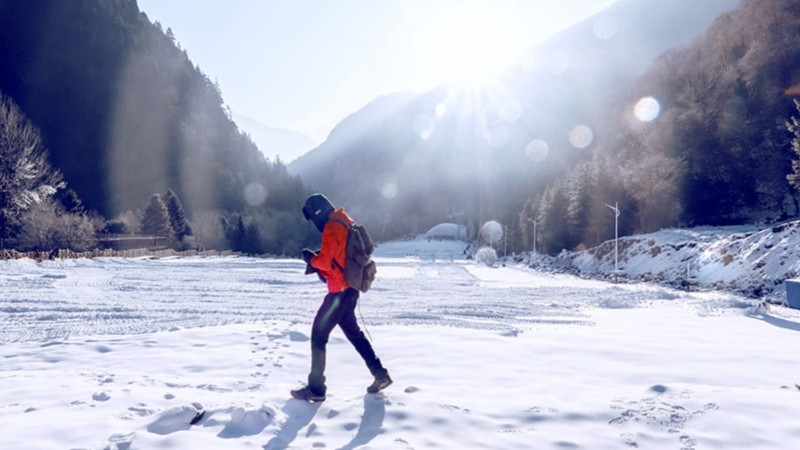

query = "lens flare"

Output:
[[634, 97, 661, 122], [480, 221, 503, 245], [412, 115, 435, 140], [569, 125, 594, 149], [525, 139, 549, 162], [244, 182, 267, 206], [382, 182, 398, 200]]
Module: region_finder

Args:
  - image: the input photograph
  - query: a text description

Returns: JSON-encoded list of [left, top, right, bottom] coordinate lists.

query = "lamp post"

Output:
[[526, 217, 537, 255], [605, 202, 620, 279]]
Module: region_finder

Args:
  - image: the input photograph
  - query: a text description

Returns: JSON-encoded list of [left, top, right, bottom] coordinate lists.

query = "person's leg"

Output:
[[338, 289, 388, 379], [308, 291, 348, 395]]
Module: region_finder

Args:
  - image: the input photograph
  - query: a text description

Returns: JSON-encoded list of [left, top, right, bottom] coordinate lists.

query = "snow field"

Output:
[[1, 238, 800, 449]]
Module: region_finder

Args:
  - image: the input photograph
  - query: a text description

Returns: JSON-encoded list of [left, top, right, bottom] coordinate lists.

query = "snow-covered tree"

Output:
[[0, 93, 64, 249], [190, 210, 226, 250], [139, 194, 172, 237], [536, 182, 570, 254], [15, 200, 96, 252], [787, 100, 800, 195], [622, 152, 684, 232]]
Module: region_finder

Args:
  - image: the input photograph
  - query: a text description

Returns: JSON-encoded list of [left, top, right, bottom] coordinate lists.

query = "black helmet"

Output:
[[302, 193, 335, 233]]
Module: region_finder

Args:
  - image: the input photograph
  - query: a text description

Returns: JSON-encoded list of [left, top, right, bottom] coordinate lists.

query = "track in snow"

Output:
[[0, 255, 750, 342]]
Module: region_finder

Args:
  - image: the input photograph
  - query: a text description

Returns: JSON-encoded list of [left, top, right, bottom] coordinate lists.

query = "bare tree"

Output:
[[15, 200, 96, 252], [190, 210, 226, 250], [0, 93, 64, 249]]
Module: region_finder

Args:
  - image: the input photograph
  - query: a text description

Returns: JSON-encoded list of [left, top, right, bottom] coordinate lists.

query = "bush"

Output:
[[104, 219, 129, 235], [475, 247, 498, 267], [14, 201, 96, 251]]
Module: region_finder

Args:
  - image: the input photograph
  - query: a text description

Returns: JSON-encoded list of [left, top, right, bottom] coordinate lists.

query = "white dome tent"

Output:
[[424, 223, 467, 241]]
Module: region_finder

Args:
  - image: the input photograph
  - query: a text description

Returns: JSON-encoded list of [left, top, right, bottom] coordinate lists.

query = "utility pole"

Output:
[[605, 202, 620, 281], [526, 218, 537, 255]]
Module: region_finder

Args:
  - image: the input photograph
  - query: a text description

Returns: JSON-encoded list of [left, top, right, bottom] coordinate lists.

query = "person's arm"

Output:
[[311, 223, 347, 273], [302, 248, 318, 274], [311, 223, 341, 272]]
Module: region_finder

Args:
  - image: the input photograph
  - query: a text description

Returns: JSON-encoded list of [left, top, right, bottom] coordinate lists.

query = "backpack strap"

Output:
[[328, 217, 350, 272], [329, 216, 351, 229]]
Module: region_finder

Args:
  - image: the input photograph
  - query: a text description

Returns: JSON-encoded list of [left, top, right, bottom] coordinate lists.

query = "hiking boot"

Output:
[[367, 374, 393, 394], [291, 386, 326, 402]]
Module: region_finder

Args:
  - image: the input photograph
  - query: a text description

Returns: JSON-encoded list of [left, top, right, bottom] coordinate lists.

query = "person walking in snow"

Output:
[[291, 193, 392, 402]]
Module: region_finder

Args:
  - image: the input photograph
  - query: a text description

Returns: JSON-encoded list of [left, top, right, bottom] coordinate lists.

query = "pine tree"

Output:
[[564, 163, 592, 249], [224, 214, 247, 252], [140, 194, 172, 237], [56, 188, 84, 215], [243, 221, 262, 256], [163, 189, 192, 241], [537, 182, 570, 254]]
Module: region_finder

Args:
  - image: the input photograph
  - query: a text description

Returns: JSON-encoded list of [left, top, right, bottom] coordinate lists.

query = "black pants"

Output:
[[308, 288, 386, 395]]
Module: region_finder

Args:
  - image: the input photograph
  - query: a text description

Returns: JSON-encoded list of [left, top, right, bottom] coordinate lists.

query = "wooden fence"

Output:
[[0, 248, 234, 261]]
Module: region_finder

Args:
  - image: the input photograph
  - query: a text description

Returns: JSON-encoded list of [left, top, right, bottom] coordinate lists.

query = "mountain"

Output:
[[289, 0, 740, 241], [0, 0, 314, 254], [606, 0, 800, 226], [533, 0, 741, 81], [232, 112, 316, 164], [0, 0, 308, 219]]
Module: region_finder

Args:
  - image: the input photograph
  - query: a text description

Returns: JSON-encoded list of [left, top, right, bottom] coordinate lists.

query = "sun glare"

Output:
[[424, 5, 526, 88]]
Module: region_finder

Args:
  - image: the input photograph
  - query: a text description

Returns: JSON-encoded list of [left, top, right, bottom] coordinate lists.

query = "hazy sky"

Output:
[[138, 0, 620, 144]]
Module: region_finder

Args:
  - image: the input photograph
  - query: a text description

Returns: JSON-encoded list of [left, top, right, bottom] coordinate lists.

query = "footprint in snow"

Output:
[[288, 331, 309, 342], [217, 404, 279, 439], [147, 402, 205, 435], [103, 432, 136, 450]]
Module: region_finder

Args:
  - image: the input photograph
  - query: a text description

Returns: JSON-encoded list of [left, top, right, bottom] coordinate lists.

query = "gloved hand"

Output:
[[301, 248, 317, 264], [302, 248, 320, 276], [304, 262, 318, 275]]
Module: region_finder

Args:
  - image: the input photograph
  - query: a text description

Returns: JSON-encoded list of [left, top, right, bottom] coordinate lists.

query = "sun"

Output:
[[422, 5, 526, 88]]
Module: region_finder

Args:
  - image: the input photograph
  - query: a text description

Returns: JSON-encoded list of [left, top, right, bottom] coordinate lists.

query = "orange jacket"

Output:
[[310, 208, 353, 293]]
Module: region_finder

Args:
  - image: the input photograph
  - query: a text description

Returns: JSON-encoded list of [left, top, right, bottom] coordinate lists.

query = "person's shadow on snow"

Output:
[[337, 394, 387, 450], [262, 399, 321, 450]]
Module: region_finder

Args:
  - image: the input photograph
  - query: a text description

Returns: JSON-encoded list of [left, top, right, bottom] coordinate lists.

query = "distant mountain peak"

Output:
[[232, 112, 316, 163]]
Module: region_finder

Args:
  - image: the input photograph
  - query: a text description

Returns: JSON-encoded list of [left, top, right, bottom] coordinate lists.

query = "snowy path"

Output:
[[2, 251, 800, 449]]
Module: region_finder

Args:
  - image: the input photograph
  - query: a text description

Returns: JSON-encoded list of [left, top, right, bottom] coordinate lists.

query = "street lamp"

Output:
[[526, 217, 537, 255], [605, 202, 620, 278]]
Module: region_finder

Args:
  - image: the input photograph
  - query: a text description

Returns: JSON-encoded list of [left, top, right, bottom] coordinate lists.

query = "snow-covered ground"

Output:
[[2, 237, 800, 449], [553, 220, 800, 301]]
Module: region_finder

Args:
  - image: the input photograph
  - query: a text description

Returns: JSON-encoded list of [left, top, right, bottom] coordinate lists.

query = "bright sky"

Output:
[[138, 0, 620, 144]]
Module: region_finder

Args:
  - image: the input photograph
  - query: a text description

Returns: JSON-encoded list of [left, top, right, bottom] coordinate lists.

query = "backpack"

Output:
[[331, 218, 377, 292]]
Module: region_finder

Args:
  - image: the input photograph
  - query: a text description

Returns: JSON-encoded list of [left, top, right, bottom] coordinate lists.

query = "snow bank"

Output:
[[532, 220, 800, 301]]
